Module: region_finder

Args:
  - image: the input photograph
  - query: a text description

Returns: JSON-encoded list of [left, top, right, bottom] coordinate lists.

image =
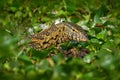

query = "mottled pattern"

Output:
[[29, 22, 88, 51]]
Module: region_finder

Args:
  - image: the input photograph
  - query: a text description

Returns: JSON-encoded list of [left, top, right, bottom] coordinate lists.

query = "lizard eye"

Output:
[[72, 29, 77, 32], [72, 29, 75, 31]]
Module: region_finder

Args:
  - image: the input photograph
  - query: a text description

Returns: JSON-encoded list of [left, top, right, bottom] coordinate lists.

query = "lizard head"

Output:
[[62, 22, 88, 42]]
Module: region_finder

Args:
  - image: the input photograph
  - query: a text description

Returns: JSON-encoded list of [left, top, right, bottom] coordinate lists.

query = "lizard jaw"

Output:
[[69, 32, 88, 42]]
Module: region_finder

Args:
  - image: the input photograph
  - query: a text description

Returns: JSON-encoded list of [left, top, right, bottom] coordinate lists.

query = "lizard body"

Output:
[[29, 22, 88, 51]]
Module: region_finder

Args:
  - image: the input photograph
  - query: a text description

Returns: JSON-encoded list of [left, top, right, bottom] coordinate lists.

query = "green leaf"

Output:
[[18, 55, 32, 64], [96, 29, 107, 40], [94, 14, 102, 23], [90, 38, 99, 44]]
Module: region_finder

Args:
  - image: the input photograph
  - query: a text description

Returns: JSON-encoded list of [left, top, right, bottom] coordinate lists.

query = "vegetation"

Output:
[[0, 0, 120, 80]]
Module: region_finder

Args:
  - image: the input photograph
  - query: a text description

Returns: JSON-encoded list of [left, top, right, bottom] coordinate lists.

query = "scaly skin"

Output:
[[29, 22, 88, 51]]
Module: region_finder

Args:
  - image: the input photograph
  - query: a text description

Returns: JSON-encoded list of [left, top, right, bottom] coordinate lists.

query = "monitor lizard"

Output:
[[29, 22, 88, 57]]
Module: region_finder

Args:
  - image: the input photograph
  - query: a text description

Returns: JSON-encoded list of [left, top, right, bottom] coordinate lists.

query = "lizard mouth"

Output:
[[69, 33, 88, 42], [76, 35, 88, 42], [72, 35, 88, 41], [79, 34, 88, 41]]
